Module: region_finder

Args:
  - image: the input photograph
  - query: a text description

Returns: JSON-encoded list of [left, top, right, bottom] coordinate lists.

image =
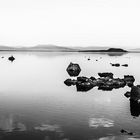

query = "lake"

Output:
[[0, 52, 140, 140]]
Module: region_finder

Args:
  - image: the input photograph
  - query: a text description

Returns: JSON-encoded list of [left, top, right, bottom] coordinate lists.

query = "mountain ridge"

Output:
[[0, 45, 128, 52]]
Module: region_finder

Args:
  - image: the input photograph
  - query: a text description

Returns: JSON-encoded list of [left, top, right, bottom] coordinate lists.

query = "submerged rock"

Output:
[[8, 56, 15, 62], [66, 62, 81, 77]]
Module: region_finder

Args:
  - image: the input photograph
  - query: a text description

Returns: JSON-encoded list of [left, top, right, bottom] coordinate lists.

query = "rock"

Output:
[[90, 76, 96, 81], [128, 132, 134, 135], [66, 62, 81, 77], [8, 56, 15, 62], [130, 86, 140, 101], [120, 129, 127, 133], [98, 72, 113, 79], [98, 85, 113, 91], [97, 78, 125, 91], [64, 79, 77, 86], [76, 77, 96, 92], [122, 64, 128, 67], [130, 99, 140, 117], [124, 91, 131, 98], [111, 78, 126, 89], [120, 129, 134, 135], [124, 75, 135, 87], [110, 63, 120, 67], [124, 75, 135, 82]]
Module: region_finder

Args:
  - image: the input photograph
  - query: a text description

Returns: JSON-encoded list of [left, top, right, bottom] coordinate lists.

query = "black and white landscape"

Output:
[[0, 0, 140, 140]]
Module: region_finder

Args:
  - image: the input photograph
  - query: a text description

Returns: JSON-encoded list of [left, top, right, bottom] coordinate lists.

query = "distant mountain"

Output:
[[0, 45, 128, 52], [129, 48, 140, 52], [0, 45, 78, 52]]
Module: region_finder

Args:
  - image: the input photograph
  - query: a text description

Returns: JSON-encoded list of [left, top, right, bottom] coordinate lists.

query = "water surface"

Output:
[[0, 52, 139, 140]]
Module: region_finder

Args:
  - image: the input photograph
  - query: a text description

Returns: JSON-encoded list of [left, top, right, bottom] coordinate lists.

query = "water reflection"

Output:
[[89, 118, 114, 128], [98, 136, 140, 140], [0, 114, 69, 140], [0, 52, 140, 139], [0, 114, 26, 132]]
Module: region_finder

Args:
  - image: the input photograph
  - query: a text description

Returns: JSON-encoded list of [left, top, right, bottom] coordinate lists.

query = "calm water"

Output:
[[0, 52, 140, 140]]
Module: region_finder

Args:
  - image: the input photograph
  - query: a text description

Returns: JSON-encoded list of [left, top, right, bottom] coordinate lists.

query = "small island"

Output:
[[102, 48, 127, 52], [79, 48, 127, 52]]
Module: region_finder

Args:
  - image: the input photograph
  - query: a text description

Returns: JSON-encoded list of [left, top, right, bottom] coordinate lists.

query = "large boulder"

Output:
[[66, 62, 81, 77]]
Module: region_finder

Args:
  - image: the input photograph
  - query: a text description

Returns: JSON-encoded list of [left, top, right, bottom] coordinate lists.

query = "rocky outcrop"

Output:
[[124, 75, 135, 87], [8, 56, 15, 62], [66, 62, 81, 77], [65, 63, 135, 92], [64, 74, 129, 92]]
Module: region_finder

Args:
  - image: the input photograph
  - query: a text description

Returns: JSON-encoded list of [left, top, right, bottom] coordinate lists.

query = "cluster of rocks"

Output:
[[65, 62, 140, 118], [64, 62, 134, 92]]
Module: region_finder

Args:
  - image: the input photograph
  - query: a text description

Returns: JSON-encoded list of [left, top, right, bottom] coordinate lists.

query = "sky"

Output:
[[0, 0, 140, 48]]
